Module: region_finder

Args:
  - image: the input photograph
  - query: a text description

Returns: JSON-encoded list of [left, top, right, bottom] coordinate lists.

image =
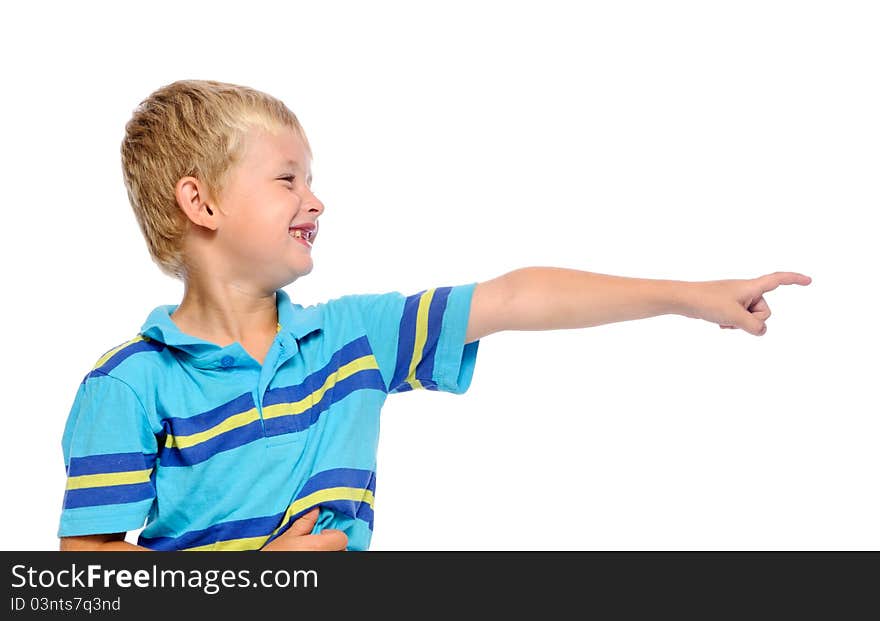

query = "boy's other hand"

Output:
[[260, 507, 348, 551], [681, 271, 812, 336]]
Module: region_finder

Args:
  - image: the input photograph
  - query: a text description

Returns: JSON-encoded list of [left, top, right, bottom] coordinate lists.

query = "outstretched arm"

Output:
[[464, 267, 812, 342]]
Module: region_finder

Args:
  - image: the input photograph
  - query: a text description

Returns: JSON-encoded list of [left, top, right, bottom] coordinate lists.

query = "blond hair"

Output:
[[120, 79, 312, 280]]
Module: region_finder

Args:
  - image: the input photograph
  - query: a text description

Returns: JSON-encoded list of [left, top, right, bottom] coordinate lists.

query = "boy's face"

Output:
[[210, 126, 324, 288]]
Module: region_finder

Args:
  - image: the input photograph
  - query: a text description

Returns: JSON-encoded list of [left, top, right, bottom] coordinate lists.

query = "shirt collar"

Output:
[[139, 288, 323, 366]]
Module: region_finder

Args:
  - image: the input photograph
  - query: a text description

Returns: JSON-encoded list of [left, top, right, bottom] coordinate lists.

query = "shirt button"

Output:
[[220, 355, 235, 368]]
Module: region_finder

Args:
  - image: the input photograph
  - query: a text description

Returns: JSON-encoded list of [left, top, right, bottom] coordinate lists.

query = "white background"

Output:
[[1, 1, 876, 551]]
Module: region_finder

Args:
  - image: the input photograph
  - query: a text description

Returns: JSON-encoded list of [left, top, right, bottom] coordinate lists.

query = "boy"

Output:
[[57, 79, 811, 551]]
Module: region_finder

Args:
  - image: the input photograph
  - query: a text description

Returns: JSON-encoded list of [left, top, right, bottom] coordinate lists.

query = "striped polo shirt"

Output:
[[57, 283, 480, 551]]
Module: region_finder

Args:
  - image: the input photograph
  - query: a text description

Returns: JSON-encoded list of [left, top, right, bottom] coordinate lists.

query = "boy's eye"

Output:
[[280, 175, 312, 190]]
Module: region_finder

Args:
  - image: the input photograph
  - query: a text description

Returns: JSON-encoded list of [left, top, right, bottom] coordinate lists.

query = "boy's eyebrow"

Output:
[[281, 159, 313, 183]]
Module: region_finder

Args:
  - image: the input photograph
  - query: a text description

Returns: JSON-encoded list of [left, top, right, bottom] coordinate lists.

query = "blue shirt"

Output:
[[57, 284, 481, 550]]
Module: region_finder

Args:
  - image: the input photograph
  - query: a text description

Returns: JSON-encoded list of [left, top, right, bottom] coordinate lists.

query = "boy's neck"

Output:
[[170, 278, 280, 347]]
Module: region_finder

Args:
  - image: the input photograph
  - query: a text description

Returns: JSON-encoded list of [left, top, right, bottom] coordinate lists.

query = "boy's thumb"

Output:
[[737, 309, 766, 336], [287, 507, 321, 536]]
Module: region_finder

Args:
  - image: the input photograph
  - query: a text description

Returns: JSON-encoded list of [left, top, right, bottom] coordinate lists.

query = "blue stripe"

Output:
[[390, 287, 451, 393], [159, 338, 385, 464], [139, 510, 287, 551], [159, 419, 264, 467], [320, 498, 375, 529], [263, 369, 385, 437], [298, 468, 377, 497], [66, 451, 155, 477], [63, 482, 155, 509], [262, 468, 377, 547], [140, 468, 377, 551], [82, 339, 165, 383], [289, 468, 376, 531], [161, 337, 377, 456], [391, 291, 424, 391], [263, 336, 373, 407], [164, 392, 256, 436], [415, 286, 450, 390]]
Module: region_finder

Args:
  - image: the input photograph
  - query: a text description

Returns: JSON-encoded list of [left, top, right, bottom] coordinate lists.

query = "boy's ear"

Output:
[[175, 176, 218, 230]]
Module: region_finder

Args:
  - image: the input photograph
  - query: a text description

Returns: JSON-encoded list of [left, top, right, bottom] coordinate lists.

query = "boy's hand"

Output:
[[260, 507, 348, 551], [681, 271, 812, 336]]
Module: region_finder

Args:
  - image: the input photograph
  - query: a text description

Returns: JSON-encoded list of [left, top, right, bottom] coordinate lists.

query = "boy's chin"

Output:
[[276, 262, 313, 285]]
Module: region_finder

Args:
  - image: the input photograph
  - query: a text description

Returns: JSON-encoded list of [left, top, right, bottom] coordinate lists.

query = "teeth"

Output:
[[291, 228, 313, 242], [290, 225, 316, 242]]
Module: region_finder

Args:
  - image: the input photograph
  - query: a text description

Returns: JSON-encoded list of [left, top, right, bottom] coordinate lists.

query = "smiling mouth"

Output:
[[289, 228, 313, 247]]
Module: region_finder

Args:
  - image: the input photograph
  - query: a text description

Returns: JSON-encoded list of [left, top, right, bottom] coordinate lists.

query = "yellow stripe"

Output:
[[181, 542, 217, 552], [93, 336, 146, 369], [181, 486, 375, 552], [205, 536, 268, 552], [269, 487, 376, 541], [165, 407, 261, 450], [404, 288, 435, 390], [66, 468, 152, 490], [167, 355, 381, 451], [262, 355, 379, 421]]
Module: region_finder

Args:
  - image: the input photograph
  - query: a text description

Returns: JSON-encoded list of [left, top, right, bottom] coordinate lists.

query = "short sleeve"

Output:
[[336, 282, 481, 395], [57, 371, 159, 538]]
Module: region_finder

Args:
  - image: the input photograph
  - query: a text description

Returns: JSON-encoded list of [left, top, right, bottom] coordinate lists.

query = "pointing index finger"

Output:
[[762, 271, 812, 291]]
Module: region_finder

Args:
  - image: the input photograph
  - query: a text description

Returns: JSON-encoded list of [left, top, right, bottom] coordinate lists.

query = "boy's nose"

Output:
[[306, 194, 325, 215]]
